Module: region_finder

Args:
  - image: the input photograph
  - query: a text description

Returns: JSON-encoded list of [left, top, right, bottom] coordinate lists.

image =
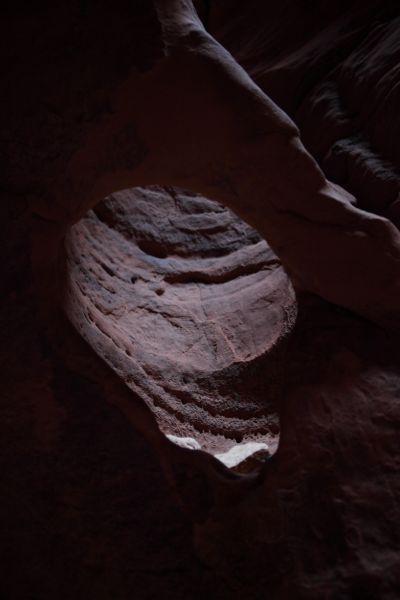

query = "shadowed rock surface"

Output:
[[1, 1, 400, 599], [215, 0, 400, 224]]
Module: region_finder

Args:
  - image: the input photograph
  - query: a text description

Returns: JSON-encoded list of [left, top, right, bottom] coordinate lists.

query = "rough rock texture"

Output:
[[1, 1, 400, 599], [65, 186, 296, 456]]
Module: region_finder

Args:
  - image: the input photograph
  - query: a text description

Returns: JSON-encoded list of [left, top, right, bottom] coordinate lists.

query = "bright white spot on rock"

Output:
[[166, 436, 269, 469], [215, 442, 269, 468], [167, 434, 202, 450]]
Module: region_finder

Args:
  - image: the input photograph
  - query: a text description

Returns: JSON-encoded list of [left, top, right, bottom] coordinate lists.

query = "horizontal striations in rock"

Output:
[[93, 186, 261, 258], [64, 187, 296, 454]]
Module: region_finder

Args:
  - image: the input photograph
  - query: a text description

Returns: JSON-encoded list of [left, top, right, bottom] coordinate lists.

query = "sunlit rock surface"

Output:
[[65, 186, 296, 455]]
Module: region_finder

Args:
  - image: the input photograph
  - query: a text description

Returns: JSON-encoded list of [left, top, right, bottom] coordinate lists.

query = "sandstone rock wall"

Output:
[[1, 2, 400, 599]]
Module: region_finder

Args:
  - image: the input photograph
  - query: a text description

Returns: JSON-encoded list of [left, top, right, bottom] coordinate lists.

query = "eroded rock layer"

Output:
[[65, 186, 296, 455]]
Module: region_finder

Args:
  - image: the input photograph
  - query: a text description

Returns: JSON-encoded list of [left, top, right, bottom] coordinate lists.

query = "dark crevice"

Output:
[[100, 262, 115, 277], [164, 259, 280, 286], [137, 239, 169, 259]]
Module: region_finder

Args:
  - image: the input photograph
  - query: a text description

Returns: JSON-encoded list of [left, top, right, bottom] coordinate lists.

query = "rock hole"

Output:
[[64, 185, 297, 473]]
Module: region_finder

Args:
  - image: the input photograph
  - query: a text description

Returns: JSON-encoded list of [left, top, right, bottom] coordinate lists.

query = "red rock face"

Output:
[[64, 186, 296, 457], [1, 1, 400, 599]]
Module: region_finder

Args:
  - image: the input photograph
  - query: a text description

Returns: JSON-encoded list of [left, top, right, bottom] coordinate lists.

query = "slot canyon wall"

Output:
[[1, 1, 400, 599]]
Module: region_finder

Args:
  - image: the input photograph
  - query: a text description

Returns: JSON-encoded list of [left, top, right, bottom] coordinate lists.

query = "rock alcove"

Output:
[[64, 185, 297, 471]]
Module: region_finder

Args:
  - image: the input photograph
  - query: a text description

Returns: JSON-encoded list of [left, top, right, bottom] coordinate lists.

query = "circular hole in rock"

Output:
[[63, 185, 297, 473]]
